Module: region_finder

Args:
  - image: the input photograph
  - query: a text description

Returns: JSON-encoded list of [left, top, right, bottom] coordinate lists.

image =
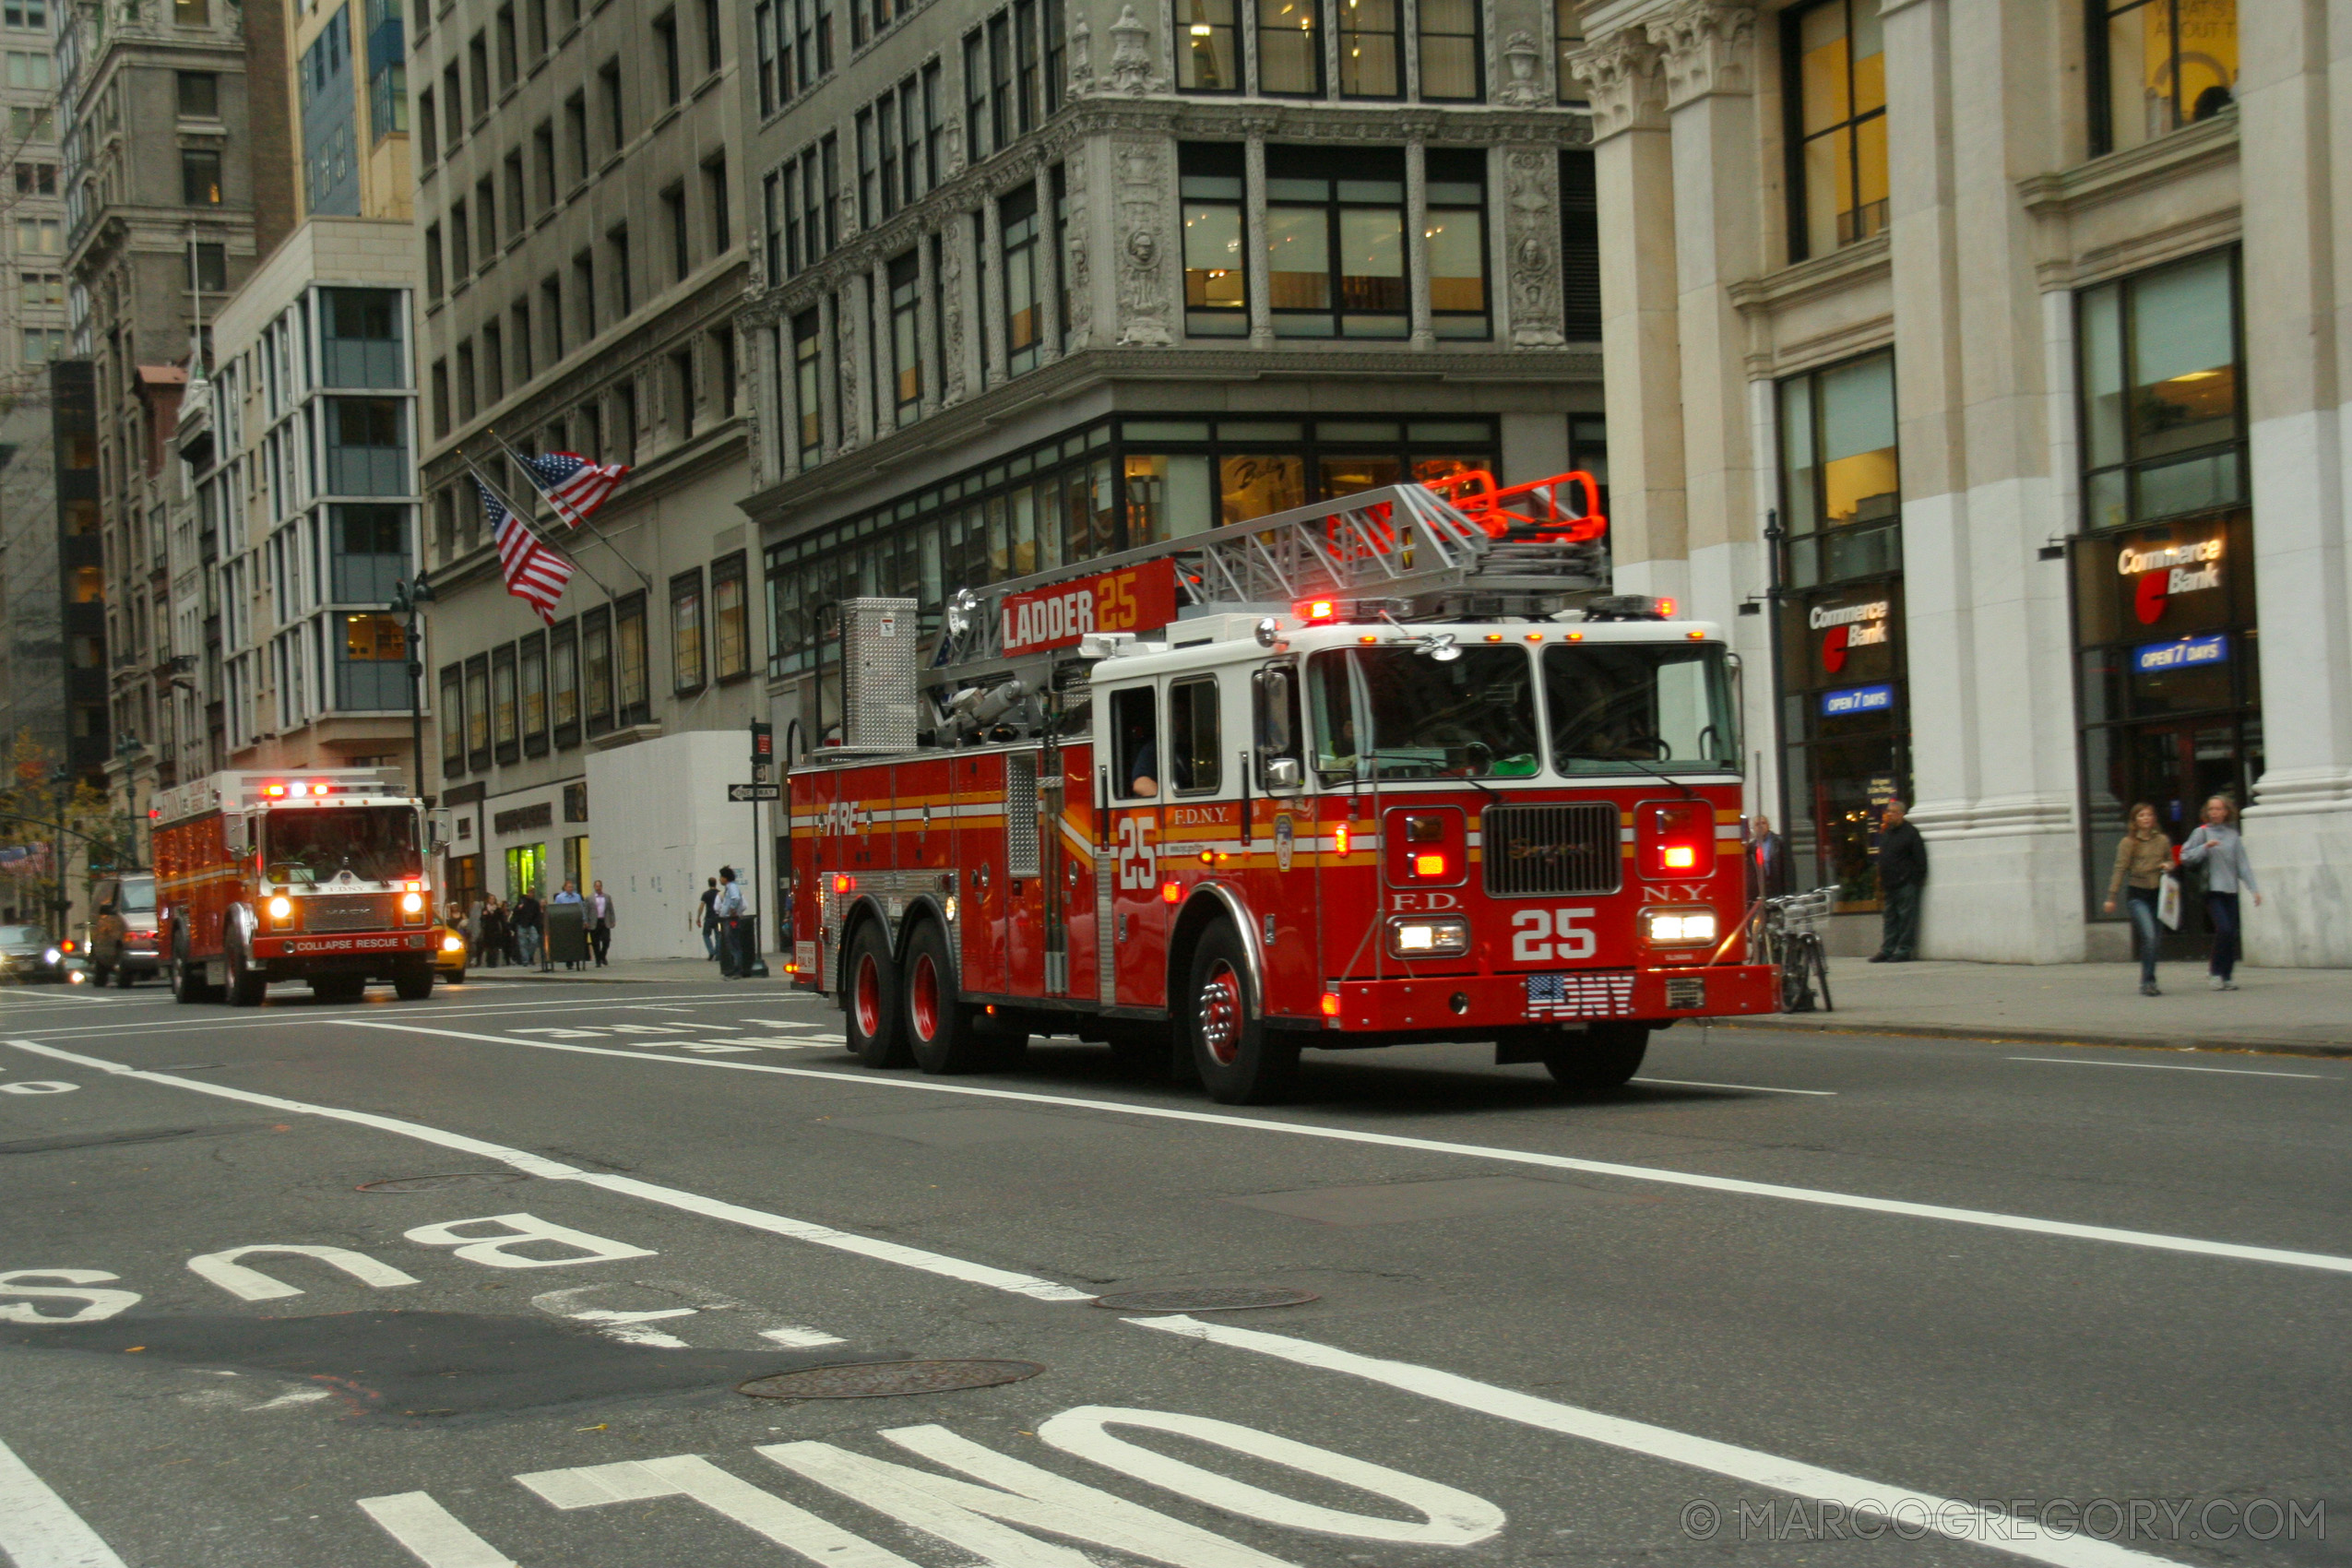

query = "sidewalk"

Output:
[[1723, 959, 2352, 1057], [459, 956, 798, 987]]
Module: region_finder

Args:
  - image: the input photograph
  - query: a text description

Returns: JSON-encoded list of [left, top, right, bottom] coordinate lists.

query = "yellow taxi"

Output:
[[433, 921, 469, 982]]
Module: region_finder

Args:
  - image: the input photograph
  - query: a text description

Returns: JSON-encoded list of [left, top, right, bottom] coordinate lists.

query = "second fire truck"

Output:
[[790, 472, 1780, 1103], [154, 769, 445, 1005]]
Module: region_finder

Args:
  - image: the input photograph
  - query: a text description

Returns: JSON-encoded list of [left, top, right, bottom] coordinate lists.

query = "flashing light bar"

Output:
[[1301, 600, 1337, 624]]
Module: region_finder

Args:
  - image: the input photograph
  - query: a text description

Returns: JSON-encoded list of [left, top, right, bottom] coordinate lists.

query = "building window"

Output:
[[1264, 145, 1406, 339], [465, 655, 493, 766], [174, 0, 207, 23], [1785, 0, 1886, 262], [706, 154, 731, 253], [2091, 0, 2236, 156], [1257, 0, 1321, 93], [989, 12, 1013, 149], [1418, 0, 1479, 100], [663, 184, 690, 281], [1014, 0, 1040, 130], [1423, 148, 1487, 339], [330, 504, 409, 600], [792, 308, 822, 464], [1180, 142, 1246, 338], [1776, 350, 1904, 911], [551, 617, 580, 743], [440, 664, 466, 775], [1553, 0, 1581, 102], [712, 552, 749, 679], [181, 148, 223, 205], [755, 0, 777, 111], [964, 30, 988, 160], [20, 327, 63, 363], [178, 70, 219, 115], [600, 56, 624, 152], [322, 288, 403, 386], [1559, 149, 1598, 340], [2078, 247, 2241, 533], [518, 634, 549, 753], [654, 8, 681, 104], [670, 568, 705, 691], [1175, 0, 1239, 90], [1337, 0, 1400, 97], [582, 605, 612, 732], [888, 250, 921, 423], [3, 1, 50, 28], [1001, 183, 1041, 374], [327, 398, 409, 493], [614, 592, 649, 722]]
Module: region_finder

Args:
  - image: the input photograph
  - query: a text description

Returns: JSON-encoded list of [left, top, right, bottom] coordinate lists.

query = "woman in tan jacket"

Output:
[[2102, 802, 2173, 996]]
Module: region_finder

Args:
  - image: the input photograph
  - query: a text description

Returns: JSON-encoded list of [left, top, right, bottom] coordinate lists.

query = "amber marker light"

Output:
[[1334, 824, 1351, 854], [1320, 992, 1342, 1017], [832, 873, 855, 894], [1414, 852, 1446, 877], [1160, 881, 1182, 903]]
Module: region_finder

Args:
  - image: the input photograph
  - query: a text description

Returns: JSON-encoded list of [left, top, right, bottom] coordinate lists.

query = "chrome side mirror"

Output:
[[1264, 755, 1302, 793]]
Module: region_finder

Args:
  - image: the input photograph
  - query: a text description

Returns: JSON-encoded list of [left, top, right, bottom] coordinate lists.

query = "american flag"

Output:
[[1525, 969, 1636, 1019], [476, 475, 576, 624], [515, 450, 629, 529]]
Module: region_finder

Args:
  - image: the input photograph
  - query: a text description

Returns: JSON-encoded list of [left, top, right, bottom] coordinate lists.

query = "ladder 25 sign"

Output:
[[1001, 560, 1180, 656]]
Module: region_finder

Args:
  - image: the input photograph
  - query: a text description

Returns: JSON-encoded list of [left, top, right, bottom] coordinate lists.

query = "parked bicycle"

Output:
[[1758, 885, 1838, 1014]]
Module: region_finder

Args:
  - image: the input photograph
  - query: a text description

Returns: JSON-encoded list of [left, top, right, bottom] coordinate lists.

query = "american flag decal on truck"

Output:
[[1526, 969, 1636, 1018]]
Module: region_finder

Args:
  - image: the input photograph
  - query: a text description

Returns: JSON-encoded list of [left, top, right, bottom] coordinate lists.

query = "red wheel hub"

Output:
[[1199, 961, 1244, 1065], [853, 952, 883, 1039], [909, 953, 940, 1041]]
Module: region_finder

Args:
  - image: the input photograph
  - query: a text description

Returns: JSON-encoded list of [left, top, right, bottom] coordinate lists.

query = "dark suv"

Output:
[[90, 873, 160, 987]]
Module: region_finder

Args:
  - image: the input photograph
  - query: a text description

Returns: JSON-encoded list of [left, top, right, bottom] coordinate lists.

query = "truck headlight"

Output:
[[1641, 907, 1717, 946], [267, 896, 293, 924], [400, 891, 426, 922], [1385, 916, 1470, 958]]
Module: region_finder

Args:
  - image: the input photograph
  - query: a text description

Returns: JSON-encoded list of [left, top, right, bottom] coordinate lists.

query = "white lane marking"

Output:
[[335, 1024, 2352, 1279], [185, 1243, 421, 1301], [1, 1039, 1093, 1303], [0, 1436, 128, 1568], [1131, 1317, 2178, 1568], [679, 1043, 764, 1054], [402, 1214, 657, 1270], [2008, 1056, 2326, 1081], [247, 1387, 334, 1411], [1632, 1076, 1836, 1097], [356, 1492, 519, 1568], [2, 992, 804, 1042], [0, 1081, 77, 1094], [759, 1324, 849, 1348], [0, 1271, 141, 1324], [517, 1454, 921, 1567], [1034, 1406, 1503, 1544]]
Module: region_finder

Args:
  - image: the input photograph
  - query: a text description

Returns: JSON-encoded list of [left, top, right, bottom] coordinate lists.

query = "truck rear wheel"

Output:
[[1182, 921, 1299, 1105], [901, 921, 993, 1074], [1542, 1022, 1649, 1092], [843, 921, 908, 1067], [171, 957, 212, 1004], [224, 942, 267, 1007]]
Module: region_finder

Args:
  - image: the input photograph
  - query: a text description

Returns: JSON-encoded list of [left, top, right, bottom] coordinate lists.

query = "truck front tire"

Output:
[[225, 942, 267, 1007], [393, 965, 434, 1001], [1542, 1022, 1649, 1092], [1183, 921, 1299, 1105], [844, 921, 908, 1067]]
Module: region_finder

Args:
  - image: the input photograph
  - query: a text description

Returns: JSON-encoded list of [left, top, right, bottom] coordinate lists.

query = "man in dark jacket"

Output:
[[1871, 799, 1928, 962], [1749, 814, 1791, 900]]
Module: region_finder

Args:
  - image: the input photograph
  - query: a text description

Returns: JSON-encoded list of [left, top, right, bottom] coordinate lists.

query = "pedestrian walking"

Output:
[[2180, 795, 2261, 991], [479, 898, 508, 968], [1870, 799, 1928, 963], [513, 887, 543, 968], [695, 877, 720, 960], [1748, 814, 1790, 901], [588, 880, 617, 967], [2102, 802, 2174, 996], [713, 866, 747, 978]]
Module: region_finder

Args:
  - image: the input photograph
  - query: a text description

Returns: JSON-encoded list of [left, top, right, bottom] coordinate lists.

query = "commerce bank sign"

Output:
[[1811, 600, 1891, 673]]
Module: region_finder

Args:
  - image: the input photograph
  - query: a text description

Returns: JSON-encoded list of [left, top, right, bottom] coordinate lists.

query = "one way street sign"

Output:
[[728, 783, 781, 802]]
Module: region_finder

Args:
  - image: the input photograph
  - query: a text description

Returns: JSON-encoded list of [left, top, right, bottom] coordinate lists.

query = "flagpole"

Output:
[[488, 428, 655, 592], [459, 450, 627, 605]]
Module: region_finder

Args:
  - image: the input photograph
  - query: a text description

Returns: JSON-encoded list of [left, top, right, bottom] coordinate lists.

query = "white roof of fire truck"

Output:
[[153, 769, 417, 826]]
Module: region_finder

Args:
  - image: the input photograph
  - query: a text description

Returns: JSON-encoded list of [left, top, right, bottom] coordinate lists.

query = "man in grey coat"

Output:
[[588, 880, 617, 967]]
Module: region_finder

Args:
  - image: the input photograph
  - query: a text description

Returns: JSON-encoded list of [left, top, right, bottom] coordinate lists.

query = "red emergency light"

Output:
[[1655, 597, 1678, 618], [1301, 600, 1337, 624], [1640, 802, 1712, 879], [1413, 852, 1446, 878]]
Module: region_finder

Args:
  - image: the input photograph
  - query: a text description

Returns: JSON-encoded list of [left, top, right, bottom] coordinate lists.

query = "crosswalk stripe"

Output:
[[357, 1492, 518, 1568], [0, 1436, 126, 1568]]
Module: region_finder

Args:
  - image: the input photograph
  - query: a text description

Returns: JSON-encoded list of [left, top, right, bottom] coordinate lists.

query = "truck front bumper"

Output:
[[1311, 963, 1780, 1033], [252, 932, 438, 962]]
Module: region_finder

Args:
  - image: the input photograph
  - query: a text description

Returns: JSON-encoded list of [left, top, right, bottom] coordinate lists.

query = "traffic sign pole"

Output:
[[742, 721, 774, 978]]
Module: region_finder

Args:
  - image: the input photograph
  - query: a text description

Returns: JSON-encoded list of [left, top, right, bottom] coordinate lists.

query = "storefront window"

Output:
[[2078, 248, 2241, 531], [1777, 350, 1905, 909], [2092, 0, 2236, 157]]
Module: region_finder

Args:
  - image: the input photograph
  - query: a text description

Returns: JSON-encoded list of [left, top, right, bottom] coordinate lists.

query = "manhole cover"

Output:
[[1091, 1287, 1320, 1313], [736, 1360, 1045, 1400], [357, 1172, 531, 1193]]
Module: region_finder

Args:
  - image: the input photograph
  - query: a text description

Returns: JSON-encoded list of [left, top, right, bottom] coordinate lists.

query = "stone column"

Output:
[[1407, 137, 1433, 350], [1036, 161, 1063, 363], [980, 194, 1010, 385], [1568, 27, 1684, 597], [2239, 0, 2352, 964], [1883, 0, 2083, 960], [872, 257, 895, 432], [915, 233, 940, 419], [1244, 130, 1273, 348]]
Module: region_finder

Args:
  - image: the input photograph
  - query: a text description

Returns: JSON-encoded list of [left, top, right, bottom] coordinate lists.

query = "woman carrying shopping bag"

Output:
[[2180, 795, 2262, 991], [2101, 802, 2173, 996]]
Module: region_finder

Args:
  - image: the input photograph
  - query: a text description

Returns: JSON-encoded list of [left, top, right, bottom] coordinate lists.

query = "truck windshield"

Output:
[[1543, 643, 1740, 774], [263, 806, 422, 884], [1308, 647, 1540, 781]]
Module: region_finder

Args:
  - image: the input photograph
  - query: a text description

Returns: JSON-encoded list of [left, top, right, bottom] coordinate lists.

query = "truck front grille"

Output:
[[1481, 802, 1621, 897], [305, 895, 390, 932]]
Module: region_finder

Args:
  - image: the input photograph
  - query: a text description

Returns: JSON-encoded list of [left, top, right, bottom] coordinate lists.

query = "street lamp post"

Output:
[[388, 574, 436, 802]]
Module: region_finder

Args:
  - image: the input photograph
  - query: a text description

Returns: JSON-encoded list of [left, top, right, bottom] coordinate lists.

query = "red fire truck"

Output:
[[154, 769, 445, 1005], [789, 473, 1780, 1103]]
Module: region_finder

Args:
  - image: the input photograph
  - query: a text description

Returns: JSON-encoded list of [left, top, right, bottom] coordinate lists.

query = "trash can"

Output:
[[545, 903, 588, 968]]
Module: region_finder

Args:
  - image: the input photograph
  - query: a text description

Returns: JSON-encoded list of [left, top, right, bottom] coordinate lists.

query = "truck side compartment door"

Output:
[[1250, 661, 1318, 1017], [1103, 683, 1167, 1008]]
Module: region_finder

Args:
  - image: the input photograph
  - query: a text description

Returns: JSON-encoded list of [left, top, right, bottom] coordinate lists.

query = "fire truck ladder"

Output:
[[934, 475, 1609, 668]]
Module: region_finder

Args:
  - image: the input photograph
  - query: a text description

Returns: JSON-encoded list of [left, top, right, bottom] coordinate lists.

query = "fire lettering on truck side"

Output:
[[1000, 559, 1180, 656]]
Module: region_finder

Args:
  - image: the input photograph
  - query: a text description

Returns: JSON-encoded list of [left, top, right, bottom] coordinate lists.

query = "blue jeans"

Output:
[[2123, 885, 2161, 983], [517, 925, 541, 968], [703, 921, 720, 959], [2205, 891, 2241, 980]]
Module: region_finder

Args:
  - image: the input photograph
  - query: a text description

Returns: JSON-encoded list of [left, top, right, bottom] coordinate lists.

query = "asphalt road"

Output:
[[1, 975, 2346, 1568]]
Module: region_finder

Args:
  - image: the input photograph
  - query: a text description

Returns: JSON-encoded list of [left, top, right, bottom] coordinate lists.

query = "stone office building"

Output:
[[1568, 0, 2352, 966], [735, 0, 1611, 758]]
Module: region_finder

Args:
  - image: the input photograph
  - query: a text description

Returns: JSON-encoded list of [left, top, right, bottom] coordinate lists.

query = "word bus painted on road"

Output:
[[1000, 559, 1180, 656]]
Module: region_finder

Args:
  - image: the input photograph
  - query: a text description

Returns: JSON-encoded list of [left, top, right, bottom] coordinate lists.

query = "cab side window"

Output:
[[1253, 662, 1301, 789], [1307, 649, 1360, 779], [1168, 676, 1220, 796], [1111, 686, 1159, 799]]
